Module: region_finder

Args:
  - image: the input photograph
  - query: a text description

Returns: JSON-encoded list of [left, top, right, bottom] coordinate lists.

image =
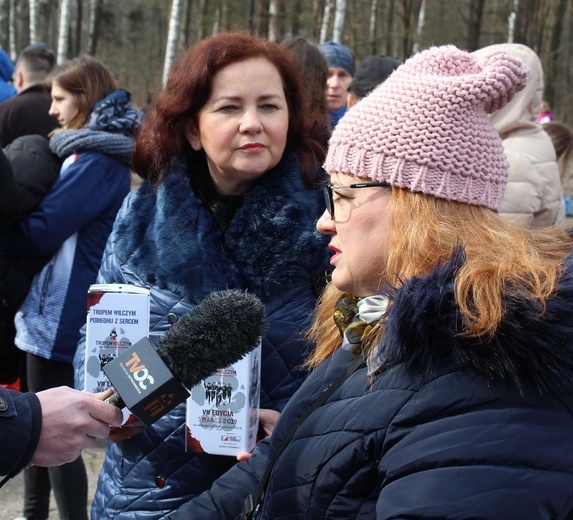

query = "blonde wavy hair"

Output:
[[305, 187, 572, 369]]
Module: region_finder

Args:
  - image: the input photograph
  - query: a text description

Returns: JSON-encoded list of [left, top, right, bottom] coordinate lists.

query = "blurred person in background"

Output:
[[0, 43, 58, 147], [544, 120, 573, 216], [0, 135, 61, 392], [0, 44, 60, 394], [319, 41, 354, 128], [280, 36, 331, 148], [473, 43, 565, 227], [0, 55, 139, 520], [0, 49, 16, 103], [537, 99, 554, 124], [347, 54, 399, 108]]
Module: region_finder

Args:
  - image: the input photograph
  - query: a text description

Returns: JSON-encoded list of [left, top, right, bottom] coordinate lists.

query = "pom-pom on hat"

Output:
[[324, 45, 530, 211], [319, 41, 355, 76]]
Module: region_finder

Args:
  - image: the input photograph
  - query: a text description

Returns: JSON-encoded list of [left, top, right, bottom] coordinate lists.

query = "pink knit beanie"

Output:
[[324, 45, 529, 210]]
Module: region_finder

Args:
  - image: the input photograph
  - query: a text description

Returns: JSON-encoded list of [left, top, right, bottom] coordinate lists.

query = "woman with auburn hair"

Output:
[[73, 32, 329, 518], [134, 32, 324, 186], [172, 46, 573, 520], [0, 55, 139, 520]]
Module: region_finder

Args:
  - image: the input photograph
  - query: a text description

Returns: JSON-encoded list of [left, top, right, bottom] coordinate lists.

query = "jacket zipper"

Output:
[[39, 264, 53, 315]]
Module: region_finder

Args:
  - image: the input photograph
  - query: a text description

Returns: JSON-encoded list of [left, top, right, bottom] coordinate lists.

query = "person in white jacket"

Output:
[[473, 43, 565, 227]]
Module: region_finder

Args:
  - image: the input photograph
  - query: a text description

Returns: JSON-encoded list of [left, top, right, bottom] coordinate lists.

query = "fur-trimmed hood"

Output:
[[113, 153, 329, 303], [379, 251, 573, 396]]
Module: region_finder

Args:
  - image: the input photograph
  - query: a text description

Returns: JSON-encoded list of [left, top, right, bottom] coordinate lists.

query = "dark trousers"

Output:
[[23, 353, 88, 520], [0, 314, 27, 390]]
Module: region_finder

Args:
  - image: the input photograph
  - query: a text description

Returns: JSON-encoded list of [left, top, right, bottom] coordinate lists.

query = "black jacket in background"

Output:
[[0, 84, 59, 147], [0, 135, 61, 383]]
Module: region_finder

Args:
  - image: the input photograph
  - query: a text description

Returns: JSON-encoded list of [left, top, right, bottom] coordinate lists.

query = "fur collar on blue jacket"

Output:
[[114, 153, 329, 303], [379, 250, 573, 396]]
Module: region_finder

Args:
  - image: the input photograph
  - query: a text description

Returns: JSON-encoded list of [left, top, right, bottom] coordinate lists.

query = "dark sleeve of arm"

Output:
[[0, 148, 17, 226], [0, 387, 42, 477], [0, 152, 116, 256], [2, 135, 60, 223], [167, 438, 271, 520]]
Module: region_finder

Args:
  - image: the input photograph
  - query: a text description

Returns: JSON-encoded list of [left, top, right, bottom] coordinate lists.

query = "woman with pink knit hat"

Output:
[[170, 45, 573, 520]]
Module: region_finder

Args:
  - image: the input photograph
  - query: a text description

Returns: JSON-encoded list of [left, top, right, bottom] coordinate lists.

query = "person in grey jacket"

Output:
[[473, 43, 565, 227], [73, 33, 329, 519]]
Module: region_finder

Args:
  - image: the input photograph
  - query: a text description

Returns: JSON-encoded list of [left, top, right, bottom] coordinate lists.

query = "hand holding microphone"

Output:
[[31, 387, 123, 467], [103, 290, 268, 426]]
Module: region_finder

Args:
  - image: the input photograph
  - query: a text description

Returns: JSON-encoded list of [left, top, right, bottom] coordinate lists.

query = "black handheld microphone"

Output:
[[103, 290, 268, 426]]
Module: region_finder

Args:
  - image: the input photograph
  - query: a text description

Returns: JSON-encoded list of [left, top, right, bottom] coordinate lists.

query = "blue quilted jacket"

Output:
[[73, 153, 329, 519], [173, 252, 573, 519]]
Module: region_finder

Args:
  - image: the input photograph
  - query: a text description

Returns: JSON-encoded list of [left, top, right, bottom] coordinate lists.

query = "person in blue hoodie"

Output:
[[0, 55, 140, 520], [0, 48, 17, 102]]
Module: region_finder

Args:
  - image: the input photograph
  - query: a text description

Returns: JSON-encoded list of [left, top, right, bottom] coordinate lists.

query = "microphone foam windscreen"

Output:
[[156, 289, 268, 389]]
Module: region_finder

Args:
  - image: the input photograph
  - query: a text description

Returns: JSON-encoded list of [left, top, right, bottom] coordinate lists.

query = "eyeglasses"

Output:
[[323, 182, 390, 220]]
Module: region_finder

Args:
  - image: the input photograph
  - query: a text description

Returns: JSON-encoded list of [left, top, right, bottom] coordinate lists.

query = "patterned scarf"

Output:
[[49, 89, 141, 165], [334, 292, 388, 355]]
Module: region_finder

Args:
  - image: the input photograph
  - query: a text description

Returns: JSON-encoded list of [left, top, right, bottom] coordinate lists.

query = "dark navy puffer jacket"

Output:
[[73, 153, 329, 519], [173, 253, 573, 520]]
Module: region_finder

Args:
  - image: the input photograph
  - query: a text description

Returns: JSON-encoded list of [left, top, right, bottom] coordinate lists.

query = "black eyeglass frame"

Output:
[[323, 182, 390, 220]]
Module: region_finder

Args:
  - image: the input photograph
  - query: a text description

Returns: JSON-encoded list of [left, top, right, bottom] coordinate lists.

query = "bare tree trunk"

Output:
[[268, 0, 285, 41], [183, 0, 193, 46], [221, 0, 230, 31], [163, 0, 183, 85], [512, 0, 550, 51], [246, 0, 256, 33], [532, 2, 550, 52], [0, 0, 9, 50], [87, 0, 100, 55], [545, 0, 568, 107], [197, 0, 209, 40], [290, 0, 302, 36], [9, 0, 17, 59], [319, 0, 333, 43], [29, 0, 38, 44], [74, 0, 82, 56], [258, 0, 270, 38], [332, 0, 346, 43], [57, 0, 72, 63], [412, 0, 426, 53], [386, 0, 395, 57], [398, 0, 422, 59], [507, 0, 517, 43], [369, 0, 379, 54], [212, 2, 219, 33], [312, 0, 323, 40], [37, 0, 57, 47], [465, 0, 485, 50]]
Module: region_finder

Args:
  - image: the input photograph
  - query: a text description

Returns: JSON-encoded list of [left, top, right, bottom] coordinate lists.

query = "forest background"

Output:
[[1, 0, 572, 125]]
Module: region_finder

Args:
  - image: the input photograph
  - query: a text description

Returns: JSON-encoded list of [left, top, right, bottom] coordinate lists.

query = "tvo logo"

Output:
[[125, 352, 155, 390]]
